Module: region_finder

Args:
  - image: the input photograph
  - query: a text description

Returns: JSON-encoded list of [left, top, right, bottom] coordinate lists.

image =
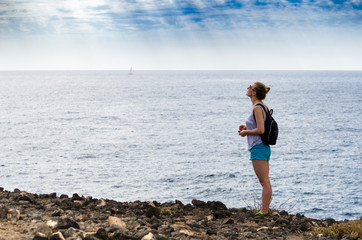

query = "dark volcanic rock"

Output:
[[191, 199, 207, 207], [145, 206, 161, 218], [207, 201, 227, 210], [56, 217, 80, 229], [48, 232, 65, 240], [71, 193, 83, 201], [0, 187, 359, 240]]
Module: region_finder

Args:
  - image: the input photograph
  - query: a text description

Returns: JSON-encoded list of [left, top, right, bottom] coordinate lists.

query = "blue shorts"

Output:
[[249, 143, 271, 161]]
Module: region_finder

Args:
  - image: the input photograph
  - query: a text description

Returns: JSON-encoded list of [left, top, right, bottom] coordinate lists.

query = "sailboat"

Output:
[[128, 67, 133, 75]]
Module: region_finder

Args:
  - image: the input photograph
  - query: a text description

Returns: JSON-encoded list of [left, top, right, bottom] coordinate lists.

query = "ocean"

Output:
[[0, 70, 361, 220]]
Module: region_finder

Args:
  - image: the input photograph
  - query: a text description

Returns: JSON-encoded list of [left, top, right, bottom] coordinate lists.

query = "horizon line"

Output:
[[1, 69, 362, 72]]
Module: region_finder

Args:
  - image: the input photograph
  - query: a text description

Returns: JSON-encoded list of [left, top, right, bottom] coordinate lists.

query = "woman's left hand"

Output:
[[239, 130, 247, 137]]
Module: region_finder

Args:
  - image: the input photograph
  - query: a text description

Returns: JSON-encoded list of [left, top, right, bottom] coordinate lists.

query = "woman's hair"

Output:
[[253, 82, 270, 100]]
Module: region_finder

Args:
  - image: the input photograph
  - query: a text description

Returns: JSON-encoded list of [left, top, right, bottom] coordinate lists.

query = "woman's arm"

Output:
[[239, 106, 265, 137]]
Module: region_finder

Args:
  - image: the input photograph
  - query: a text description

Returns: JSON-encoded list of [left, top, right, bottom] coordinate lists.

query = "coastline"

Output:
[[0, 187, 360, 240]]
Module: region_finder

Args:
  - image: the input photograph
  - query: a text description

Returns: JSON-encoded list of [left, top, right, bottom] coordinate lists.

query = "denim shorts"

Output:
[[249, 143, 271, 161]]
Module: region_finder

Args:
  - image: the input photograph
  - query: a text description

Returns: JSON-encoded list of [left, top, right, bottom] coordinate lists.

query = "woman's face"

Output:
[[246, 83, 256, 97]]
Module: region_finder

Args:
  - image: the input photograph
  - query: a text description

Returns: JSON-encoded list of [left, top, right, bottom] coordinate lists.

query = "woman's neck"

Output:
[[251, 97, 262, 106]]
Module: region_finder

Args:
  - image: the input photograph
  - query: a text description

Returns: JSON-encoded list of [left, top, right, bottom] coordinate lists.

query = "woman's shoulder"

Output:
[[253, 104, 269, 116], [253, 103, 268, 110]]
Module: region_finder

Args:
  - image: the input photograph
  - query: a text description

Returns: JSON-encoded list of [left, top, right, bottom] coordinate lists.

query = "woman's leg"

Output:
[[252, 160, 272, 214]]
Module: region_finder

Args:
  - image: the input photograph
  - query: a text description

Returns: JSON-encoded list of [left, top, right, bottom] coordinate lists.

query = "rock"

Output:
[[214, 210, 228, 219], [56, 217, 80, 229], [275, 218, 289, 225], [192, 209, 205, 220], [94, 228, 108, 240], [280, 210, 289, 216], [34, 224, 52, 237], [75, 214, 89, 222], [145, 207, 161, 218], [49, 193, 57, 198], [325, 218, 336, 226], [191, 199, 206, 207], [71, 193, 83, 201], [254, 214, 265, 222], [0, 188, 358, 240], [49, 232, 66, 240], [235, 211, 246, 223], [141, 232, 155, 240], [7, 208, 21, 221], [32, 233, 48, 240], [179, 229, 195, 236], [108, 216, 127, 230], [223, 218, 234, 224], [18, 194, 33, 203], [19, 200, 31, 205], [0, 206, 9, 218], [40, 192, 57, 199], [83, 235, 98, 240], [64, 227, 83, 238], [272, 211, 281, 218], [300, 222, 312, 231], [207, 201, 227, 210], [146, 201, 156, 208], [175, 200, 184, 208], [134, 227, 151, 239], [149, 216, 162, 229], [46, 219, 58, 229], [51, 209, 64, 217], [61, 198, 73, 209], [244, 231, 257, 238], [97, 198, 107, 207], [73, 200, 83, 209], [206, 228, 217, 235], [257, 226, 269, 231], [0, 198, 10, 204], [245, 210, 255, 219]]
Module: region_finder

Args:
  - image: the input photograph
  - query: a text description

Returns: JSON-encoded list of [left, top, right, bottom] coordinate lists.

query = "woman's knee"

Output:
[[259, 179, 271, 187]]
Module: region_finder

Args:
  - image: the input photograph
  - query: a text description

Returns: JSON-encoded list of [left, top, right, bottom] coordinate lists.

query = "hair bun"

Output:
[[265, 86, 270, 94]]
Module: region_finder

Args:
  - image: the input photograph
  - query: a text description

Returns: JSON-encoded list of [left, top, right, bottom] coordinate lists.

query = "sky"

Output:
[[0, 0, 362, 70]]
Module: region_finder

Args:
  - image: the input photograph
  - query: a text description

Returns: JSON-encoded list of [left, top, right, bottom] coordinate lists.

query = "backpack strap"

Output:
[[253, 103, 270, 120], [256, 103, 271, 116]]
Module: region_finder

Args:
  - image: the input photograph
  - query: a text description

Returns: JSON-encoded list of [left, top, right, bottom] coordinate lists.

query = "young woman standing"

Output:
[[239, 82, 272, 215]]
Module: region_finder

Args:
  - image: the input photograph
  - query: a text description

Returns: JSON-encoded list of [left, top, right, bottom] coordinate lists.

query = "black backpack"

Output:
[[254, 104, 278, 145]]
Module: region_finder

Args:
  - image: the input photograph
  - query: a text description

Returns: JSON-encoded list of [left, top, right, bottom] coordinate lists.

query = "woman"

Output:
[[239, 82, 272, 215]]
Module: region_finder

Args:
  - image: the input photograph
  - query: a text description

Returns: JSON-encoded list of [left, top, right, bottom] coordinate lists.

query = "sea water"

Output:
[[0, 70, 361, 220]]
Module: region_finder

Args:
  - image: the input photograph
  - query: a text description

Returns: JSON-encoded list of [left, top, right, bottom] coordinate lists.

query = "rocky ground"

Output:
[[0, 187, 360, 240]]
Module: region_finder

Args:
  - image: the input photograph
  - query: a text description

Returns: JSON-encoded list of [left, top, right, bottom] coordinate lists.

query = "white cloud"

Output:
[[1, 0, 361, 34], [0, 0, 113, 33], [0, 0, 361, 70]]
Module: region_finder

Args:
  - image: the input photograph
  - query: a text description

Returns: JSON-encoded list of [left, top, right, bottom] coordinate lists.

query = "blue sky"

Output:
[[1, 0, 361, 70]]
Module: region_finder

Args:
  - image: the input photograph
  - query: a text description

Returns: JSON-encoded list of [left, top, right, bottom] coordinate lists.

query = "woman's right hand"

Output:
[[239, 125, 246, 131]]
